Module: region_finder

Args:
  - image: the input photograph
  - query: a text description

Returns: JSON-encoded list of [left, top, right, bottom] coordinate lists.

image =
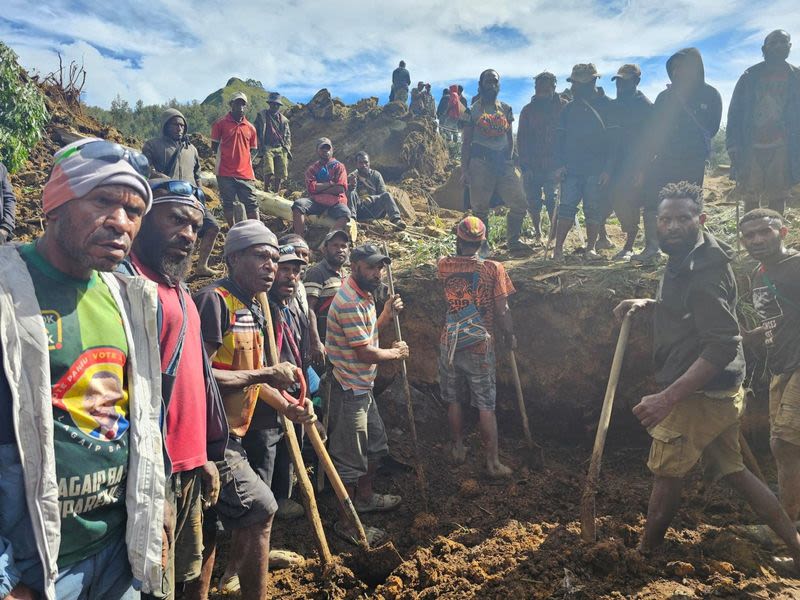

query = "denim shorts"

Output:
[[438, 345, 497, 411], [292, 197, 351, 220], [559, 174, 607, 224]]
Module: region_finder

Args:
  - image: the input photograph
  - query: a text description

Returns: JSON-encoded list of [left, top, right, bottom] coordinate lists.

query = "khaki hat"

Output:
[[229, 92, 248, 104], [567, 63, 600, 83], [316, 137, 333, 149], [612, 64, 642, 81]]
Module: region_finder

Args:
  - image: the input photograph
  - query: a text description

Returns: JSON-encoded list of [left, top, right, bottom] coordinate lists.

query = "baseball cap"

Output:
[[611, 64, 641, 81], [278, 244, 308, 264], [456, 216, 487, 242], [316, 137, 333, 149], [323, 229, 350, 244], [350, 243, 391, 266], [567, 64, 600, 83], [229, 92, 248, 104]]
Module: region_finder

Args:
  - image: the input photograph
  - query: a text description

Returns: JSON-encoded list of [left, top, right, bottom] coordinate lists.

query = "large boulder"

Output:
[[285, 89, 448, 184]]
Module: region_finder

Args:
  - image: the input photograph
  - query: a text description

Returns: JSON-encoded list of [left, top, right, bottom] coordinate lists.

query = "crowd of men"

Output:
[[0, 29, 799, 600]]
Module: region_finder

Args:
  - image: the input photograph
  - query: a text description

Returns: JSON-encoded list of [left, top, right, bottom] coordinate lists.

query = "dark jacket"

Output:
[[0, 162, 16, 238], [726, 61, 800, 184], [254, 109, 291, 153], [554, 87, 618, 176], [392, 67, 411, 88], [645, 48, 722, 165], [653, 232, 745, 391], [612, 90, 653, 178], [518, 94, 568, 174], [141, 109, 202, 185]]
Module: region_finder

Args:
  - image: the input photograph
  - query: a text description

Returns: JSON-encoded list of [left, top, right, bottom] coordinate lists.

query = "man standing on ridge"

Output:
[[211, 92, 259, 227], [390, 61, 411, 104], [255, 93, 292, 195], [143, 109, 220, 276]]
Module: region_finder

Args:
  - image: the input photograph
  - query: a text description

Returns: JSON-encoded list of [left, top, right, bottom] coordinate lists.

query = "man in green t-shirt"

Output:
[[0, 138, 166, 600]]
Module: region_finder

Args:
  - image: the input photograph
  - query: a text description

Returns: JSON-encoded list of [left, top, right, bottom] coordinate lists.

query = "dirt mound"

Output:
[[284, 89, 449, 183]]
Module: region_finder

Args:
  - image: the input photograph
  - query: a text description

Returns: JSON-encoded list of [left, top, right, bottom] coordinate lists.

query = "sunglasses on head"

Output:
[[149, 179, 206, 203], [279, 244, 297, 256], [56, 140, 150, 177]]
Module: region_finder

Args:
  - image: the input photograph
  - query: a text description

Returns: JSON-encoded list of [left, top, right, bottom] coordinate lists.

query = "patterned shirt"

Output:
[[325, 276, 379, 391], [304, 258, 346, 341]]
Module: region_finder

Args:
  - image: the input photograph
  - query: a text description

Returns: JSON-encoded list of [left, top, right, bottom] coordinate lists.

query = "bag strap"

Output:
[[580, 98, 606, 130], [164, 143, 183, 176], [760, 267, 800, 312]]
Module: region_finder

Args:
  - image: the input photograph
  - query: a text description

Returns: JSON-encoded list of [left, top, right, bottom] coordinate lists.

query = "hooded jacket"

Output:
[[611, 90, 653, 179], [141, 109, 201, 185], [653, 231, 745, 391], [726, 60, 800, 184], [645, 48, 722, 164], [518, 93, 568, 174], [554, 87, 618, 176]]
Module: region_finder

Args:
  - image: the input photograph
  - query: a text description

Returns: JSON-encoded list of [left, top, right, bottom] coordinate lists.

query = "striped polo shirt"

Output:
[[325, 276, 378, 391]]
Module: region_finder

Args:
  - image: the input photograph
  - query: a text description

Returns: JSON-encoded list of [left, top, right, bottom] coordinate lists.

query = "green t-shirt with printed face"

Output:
[[19, 243, 130, 568]]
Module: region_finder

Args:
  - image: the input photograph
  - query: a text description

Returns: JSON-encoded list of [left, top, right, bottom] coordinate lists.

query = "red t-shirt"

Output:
[[211, 112, 258, 179], [304, 159, 348, 206], [132, 255, 208, 472]]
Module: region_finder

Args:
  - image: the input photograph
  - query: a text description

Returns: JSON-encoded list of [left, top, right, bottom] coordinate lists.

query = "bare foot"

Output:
[[486, 460, 512, 479], [451, 443, 467, 464], [194, 265, 219, 277]]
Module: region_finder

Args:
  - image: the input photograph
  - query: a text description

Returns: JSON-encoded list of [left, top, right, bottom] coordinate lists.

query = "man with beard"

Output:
[[518, 71, 567, 243], [122, 179, 228, 600], [608, 64, 653, 260], [211, 93, 259, 227], [461, 69, 530, 255], [553, 64, 618, 260], [728, 30, 800, 215], [739, 209, 800, 522], [614, 182, 800, 571], [191, 220, 314, 600], [304, 229, 350, 343], [143, 109, 220, 277], [254, 93, 292, 194], [634, 49, 722, 263], [325, 244, 407, 545], [0, 138, 165, 599], [292, 138, 351, 237]]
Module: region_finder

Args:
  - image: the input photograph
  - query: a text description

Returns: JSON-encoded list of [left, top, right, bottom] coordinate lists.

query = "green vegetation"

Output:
[[0, 42, 49, 172], [710, 127, 730, 169], [84, 77, 291, 141]]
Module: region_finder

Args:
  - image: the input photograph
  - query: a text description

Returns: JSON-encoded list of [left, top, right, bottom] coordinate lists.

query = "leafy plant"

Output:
[[0, 42, 49, 172]]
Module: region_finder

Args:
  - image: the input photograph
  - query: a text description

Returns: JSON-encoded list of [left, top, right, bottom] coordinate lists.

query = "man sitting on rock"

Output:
[[347, 151, 406, 230], [291, 137, 351, 236]]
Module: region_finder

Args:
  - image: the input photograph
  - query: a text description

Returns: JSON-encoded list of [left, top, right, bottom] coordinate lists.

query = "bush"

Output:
[[0, 42, 49, 172]]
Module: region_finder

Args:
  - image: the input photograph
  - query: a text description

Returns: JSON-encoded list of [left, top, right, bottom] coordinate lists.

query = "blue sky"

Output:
[[2, 0, 797, 126]]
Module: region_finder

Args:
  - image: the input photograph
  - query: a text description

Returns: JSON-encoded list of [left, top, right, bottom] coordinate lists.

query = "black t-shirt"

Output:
[[751, 252, 800, 374]]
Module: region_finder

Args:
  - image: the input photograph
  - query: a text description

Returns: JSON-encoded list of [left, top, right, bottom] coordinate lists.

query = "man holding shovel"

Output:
[[438, 216, 515, 478], [614, 182, 800, 570]]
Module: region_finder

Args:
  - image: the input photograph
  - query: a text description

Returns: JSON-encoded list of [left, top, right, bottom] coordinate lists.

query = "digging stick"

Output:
[[735, 194, 741, 253], [315, 366, 333, 493], [509, 349, 533, 448], [382, 243, 429, 509], [580, 311, 633, 542], [545, 179, 562, 260], [257, 293, 332, 567]]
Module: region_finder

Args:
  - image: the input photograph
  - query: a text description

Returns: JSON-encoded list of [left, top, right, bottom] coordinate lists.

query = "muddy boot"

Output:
[[476, 211, 491, 258], [506, 211, 533, 255], [631, 212, 662, 264], [595, 223, 615, 250]]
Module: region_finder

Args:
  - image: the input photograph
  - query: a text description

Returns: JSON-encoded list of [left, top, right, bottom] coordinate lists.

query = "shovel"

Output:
[[509, 349, 544, 466], [580, 310, 633, 542], [286, 366, 403, 585]]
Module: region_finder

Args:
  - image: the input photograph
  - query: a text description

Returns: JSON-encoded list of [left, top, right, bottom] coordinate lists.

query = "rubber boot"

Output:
[[507, 210, 533, 256], [475, 211, 491, 258], [631, 211, 662, 264]]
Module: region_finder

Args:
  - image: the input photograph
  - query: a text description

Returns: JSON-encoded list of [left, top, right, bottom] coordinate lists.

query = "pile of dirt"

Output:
[[284, 89, 449, 183]]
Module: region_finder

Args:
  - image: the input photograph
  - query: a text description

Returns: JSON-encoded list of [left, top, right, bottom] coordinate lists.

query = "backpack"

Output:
[[445, 266, 489, 364]]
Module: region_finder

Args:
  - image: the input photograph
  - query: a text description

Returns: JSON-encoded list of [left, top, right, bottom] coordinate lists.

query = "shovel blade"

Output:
[[345, 541, 403, 587]]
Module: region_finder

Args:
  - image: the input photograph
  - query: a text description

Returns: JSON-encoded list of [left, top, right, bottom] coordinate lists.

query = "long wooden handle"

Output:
[[509, 350, 533, 448], [580, 312, 633, 542], [305, 421, 370, 548], [382, 243, 429, 509], [315, 371, 333, 493], [257, 293, 332, 565]]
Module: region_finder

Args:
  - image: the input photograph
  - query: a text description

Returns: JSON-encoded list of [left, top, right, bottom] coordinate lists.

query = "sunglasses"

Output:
[[55, 140, 150, 177], [149, 179, 206, 203], [279, 244, 297, 256]]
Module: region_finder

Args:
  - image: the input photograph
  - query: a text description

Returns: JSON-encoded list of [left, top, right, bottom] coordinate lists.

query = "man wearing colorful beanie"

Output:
[[0, 137, 166, 599], [437, 216, 517, 478]]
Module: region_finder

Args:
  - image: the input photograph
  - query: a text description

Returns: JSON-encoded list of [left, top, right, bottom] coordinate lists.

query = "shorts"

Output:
[[242, 425, 295, 501], [217, 176, 258, 213], [438, 344, 496, 411], [200, 211, 219, 236], [647, 388, 745, 480], [261, 147, 289, 179], [468, 157, 527, 217], [735, 146, 792, 213], [609, 178, 644, 234], [145, 468, 205, 599], [327, 384, 389, 486], [292, 197, 351, 221], [212, 436, 277, 530], [523, 171, 557, 215], [770, 368, 800, 447], [560, 174, 607, 224]]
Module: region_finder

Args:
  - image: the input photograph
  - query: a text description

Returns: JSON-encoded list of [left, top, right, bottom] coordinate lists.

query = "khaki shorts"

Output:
[[262, 146, 289, 179], [468, 157, 527, 217], [647, 388, 745, 480], [770, 369, 800, 447]]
